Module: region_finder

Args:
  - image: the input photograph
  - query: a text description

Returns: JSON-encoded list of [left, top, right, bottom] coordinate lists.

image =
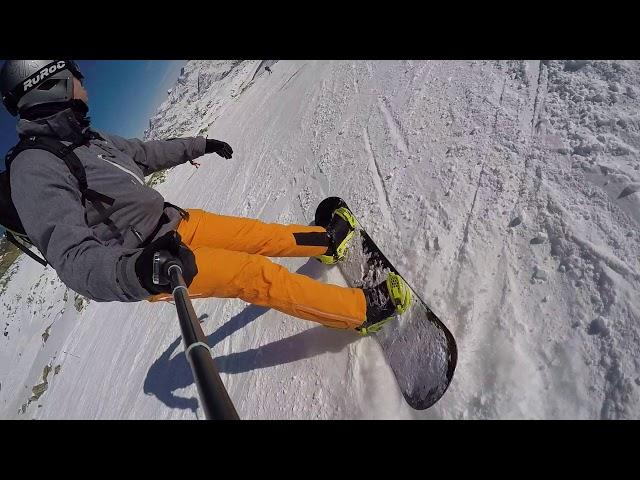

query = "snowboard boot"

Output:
[[315, 206, 357, 265], [357, 272, 412, 335]]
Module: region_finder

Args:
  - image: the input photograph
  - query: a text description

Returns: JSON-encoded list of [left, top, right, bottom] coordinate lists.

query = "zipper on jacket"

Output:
[[130, 226, 144, 243], [97, 154, 145, 185]]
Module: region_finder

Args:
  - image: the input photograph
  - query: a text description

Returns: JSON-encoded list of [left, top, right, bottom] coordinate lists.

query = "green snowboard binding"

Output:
[[358, 272, 412, 336], [315, 206, 357, 265]]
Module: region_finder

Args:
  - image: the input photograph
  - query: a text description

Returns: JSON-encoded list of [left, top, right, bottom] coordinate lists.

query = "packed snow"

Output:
[[1, 60, 639, 419]]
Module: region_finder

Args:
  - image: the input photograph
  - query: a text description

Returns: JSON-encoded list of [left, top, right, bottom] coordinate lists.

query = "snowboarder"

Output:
[[265, 66, 272, 75], [0, 59, 410, 335]]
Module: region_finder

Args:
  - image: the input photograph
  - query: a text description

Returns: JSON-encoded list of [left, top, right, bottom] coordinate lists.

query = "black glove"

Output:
[[134, 231, 198, 295], [205, 138, 233, 159]]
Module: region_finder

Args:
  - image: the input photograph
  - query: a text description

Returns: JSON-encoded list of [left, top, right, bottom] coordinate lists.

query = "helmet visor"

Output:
[[64, 60, 84, 82]]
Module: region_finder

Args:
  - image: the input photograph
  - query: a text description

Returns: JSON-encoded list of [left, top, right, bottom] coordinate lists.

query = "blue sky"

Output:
[[0, 60, 186, 169]]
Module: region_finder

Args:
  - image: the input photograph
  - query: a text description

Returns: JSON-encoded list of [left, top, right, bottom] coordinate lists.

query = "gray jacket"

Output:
[[10, 109, 206, 302]]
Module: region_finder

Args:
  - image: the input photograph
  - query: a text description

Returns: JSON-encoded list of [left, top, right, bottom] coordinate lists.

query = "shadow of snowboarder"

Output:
[[144, 258, 357, 412], [143, 336, 200, 415]]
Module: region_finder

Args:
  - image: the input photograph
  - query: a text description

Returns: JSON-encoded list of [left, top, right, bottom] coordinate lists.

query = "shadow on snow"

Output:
[[143, 258, 359, 414]]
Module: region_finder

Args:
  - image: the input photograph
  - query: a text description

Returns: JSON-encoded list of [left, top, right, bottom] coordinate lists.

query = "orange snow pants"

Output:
[[150, 209, 366, 329]]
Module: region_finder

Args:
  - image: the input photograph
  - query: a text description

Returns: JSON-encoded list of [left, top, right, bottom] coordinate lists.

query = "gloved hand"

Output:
[[205, 138, 233, 159], [135, 231, 198, 295]]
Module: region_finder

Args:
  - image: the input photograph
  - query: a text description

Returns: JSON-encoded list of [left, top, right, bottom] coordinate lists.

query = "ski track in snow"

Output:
[[377, 96, 410, 156], [1, 60, 640, 419], [362, 126, 395, 228]]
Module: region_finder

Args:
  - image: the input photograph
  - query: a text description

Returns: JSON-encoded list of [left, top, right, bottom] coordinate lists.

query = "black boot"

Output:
[[314, 207, 356, 265], [361, 281, 397, 328], [357, 272, 411, 335]]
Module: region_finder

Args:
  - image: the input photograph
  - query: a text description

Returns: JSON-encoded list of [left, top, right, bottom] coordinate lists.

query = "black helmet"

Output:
[[0, 60, 84, 117]]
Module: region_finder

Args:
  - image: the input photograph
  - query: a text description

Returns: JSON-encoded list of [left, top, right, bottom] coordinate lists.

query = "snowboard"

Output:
[[315, 197, 457, 410]]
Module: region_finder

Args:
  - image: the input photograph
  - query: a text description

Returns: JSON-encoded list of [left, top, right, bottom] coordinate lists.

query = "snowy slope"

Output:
[[1, 60, 639, 419]]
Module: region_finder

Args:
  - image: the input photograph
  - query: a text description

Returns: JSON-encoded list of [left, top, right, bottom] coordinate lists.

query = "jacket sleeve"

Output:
[[10, 150, 151, 302], [99, 132, 207, 176]]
